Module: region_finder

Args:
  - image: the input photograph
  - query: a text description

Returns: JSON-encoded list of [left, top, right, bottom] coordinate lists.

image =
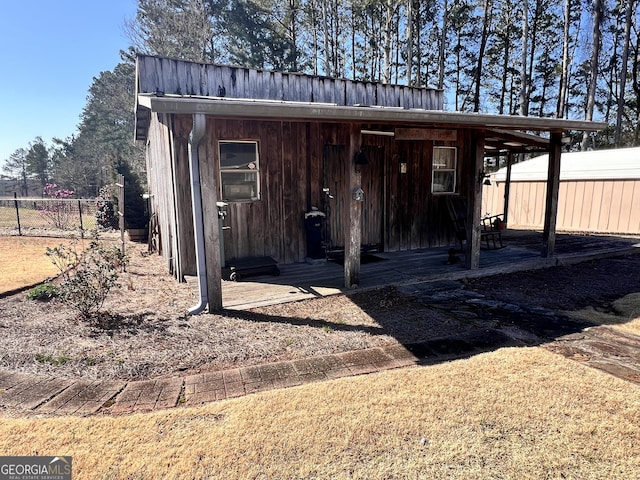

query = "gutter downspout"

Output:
[[188, 113, 208, 315]]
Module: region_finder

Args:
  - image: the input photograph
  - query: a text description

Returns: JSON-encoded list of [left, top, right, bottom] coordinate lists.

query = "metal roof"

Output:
[[494, 147, 640, 182], [136, 93, 606, 142]]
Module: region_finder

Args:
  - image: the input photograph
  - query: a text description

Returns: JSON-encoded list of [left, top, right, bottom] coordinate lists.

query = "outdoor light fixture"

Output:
[[479, 169, 492, 185], [354, 149, 369, 165]]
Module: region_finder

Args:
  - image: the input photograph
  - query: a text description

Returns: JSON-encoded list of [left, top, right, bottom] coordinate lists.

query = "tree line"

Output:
[[4, 0, 639, 197]]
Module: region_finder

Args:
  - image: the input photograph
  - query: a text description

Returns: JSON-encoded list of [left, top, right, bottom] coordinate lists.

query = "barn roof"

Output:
[[494, 147, 640, 182]]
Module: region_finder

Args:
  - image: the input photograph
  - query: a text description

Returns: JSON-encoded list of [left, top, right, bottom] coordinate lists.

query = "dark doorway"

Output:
[[322, 144, 385, 255]]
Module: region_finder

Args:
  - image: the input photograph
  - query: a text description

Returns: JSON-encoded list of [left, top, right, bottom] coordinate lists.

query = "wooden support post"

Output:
[[503, 152, 514, 225], [466, 130, 485, 270], [198, 120, 223, 311], [542, 132, 563, 258], [344, 124, 363, 288]]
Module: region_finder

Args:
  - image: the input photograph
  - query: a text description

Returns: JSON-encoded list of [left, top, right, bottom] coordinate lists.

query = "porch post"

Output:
[[196, 115, 223, 311], [541, 132, 563, 258], [466, 130, 485, 270], [344, 123, 363, 288], [503, 152, 514, 225]]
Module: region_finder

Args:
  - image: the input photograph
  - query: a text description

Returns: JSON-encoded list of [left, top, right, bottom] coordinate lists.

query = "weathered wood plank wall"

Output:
[[192, 118, 466, 264], [145, 113, 178, 274], [137, 55, 443, 110]]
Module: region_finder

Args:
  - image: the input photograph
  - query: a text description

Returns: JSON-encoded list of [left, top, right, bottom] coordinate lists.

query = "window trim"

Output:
[[431, 146, 457, 195], [218, 140, 260, 202]]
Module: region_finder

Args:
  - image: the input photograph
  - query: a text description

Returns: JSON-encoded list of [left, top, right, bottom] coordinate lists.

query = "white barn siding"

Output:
[[483, 147, 640, 235]]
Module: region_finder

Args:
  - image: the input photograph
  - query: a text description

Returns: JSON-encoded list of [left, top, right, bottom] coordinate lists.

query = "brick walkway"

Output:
[[0, 329, 521, 417], [2, 316, 639, 417]]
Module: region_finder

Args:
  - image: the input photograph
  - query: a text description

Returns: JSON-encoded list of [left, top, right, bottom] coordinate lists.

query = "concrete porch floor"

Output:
[[220, 230, 640, 310]]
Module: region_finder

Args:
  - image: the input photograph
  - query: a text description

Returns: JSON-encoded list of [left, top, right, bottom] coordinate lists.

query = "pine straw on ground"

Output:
[[2, 239, 640, 382], [0, 241, 477, 381]]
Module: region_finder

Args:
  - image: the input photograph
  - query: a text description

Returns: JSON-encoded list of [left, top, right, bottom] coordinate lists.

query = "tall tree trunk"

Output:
[[406, 0, 414, 85], [499, 5, 513, 114], [520, 0, 529, 115], [525, 0, 543, 115], [633, 25, 640, 145], [382, 1, 394, 83], [615, 0, 634, 146], [438, 0, 448, 90], [581, 0, 603, 150], [474, 0, 493, 112], [415, 1, 422, 86], [556, 0, 571, 117], [456, 33, 462, 110], [395, 12, 401, 83], [351, 5, 356, 79], [321, 1, 331, 76]]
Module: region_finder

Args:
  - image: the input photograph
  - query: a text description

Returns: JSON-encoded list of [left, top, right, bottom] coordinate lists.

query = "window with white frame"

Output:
[[219, 141, 260, 202], [432, 146, 457, 194]]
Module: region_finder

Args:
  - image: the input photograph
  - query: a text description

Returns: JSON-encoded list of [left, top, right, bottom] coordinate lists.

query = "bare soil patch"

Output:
[[1, 240, 639, 382], [463, 254, 640, 312]]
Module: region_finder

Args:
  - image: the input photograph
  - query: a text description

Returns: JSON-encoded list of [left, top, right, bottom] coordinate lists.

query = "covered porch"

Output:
[[219, 231, 640, 310]]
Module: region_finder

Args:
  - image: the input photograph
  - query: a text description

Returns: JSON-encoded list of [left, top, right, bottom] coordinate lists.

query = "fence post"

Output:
[[13, 192, 22, 236], [116, 174, 125, 258], [78, 199, 84, 238]]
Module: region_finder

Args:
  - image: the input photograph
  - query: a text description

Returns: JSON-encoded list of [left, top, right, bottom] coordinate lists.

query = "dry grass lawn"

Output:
[[1, 347, 639, 479], [0, 236, 80, 293], [567, 292, 640, 335]]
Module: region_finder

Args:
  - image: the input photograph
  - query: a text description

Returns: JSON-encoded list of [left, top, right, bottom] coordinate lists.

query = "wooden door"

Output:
[[360, 145, 385, 250], [322, 144, 385, 253]]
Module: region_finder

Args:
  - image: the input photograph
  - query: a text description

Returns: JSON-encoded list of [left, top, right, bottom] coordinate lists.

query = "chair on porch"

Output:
[[446, 196, 505, 251]]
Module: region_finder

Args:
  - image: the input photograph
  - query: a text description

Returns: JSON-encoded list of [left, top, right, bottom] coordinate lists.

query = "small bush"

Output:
[[35, 352, 70, 366], [39, 183, 76, 229], [95, 184, 117, 231], [46, 232, 128, 319], [26, 283, 59, 301]]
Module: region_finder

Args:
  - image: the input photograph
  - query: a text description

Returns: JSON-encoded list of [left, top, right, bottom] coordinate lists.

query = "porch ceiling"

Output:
[[135, 94, 606, 143]]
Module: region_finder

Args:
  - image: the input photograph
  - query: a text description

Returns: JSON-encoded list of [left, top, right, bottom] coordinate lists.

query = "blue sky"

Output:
[[0, 0, 138, 167]]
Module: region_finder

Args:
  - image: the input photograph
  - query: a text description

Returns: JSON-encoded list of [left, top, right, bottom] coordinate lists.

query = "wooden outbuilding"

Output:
[[134, 55, 605, 312]]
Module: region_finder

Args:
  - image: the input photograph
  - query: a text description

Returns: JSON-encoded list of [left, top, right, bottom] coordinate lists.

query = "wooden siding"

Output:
[[482, 179, 640, 235], [148, 112, 475, 273], [137, 55, 443, 109], [145, 113, 178, 275]]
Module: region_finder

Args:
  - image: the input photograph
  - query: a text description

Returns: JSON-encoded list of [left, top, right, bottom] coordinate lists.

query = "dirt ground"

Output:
[[1, 240, 639, 382]]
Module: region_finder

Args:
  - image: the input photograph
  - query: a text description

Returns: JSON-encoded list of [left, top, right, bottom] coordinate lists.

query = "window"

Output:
[[219, 141, 260, 202], [432, 146, 457, 194]]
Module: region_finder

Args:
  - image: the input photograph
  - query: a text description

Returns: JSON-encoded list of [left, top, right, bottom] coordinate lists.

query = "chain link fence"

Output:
[[0, 195, 121, 239]]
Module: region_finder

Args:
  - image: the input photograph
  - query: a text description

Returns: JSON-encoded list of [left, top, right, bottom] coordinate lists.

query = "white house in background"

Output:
[[483, 147, 640, 235]]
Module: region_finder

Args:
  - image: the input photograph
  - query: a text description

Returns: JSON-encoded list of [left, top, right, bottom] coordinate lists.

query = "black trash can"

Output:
[[304, 209, 326, 260]]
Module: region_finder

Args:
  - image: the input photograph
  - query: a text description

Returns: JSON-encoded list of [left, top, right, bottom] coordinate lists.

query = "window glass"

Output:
[[219, 141, 260, 202], [432, 147, 457, 194]]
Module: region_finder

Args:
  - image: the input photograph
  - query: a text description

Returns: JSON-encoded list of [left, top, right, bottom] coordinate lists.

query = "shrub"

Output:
[[26, 283, 59, 301], [46, 233, 128, 319], [39, 183, 75, 229], [95, 184, 117, 231]]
